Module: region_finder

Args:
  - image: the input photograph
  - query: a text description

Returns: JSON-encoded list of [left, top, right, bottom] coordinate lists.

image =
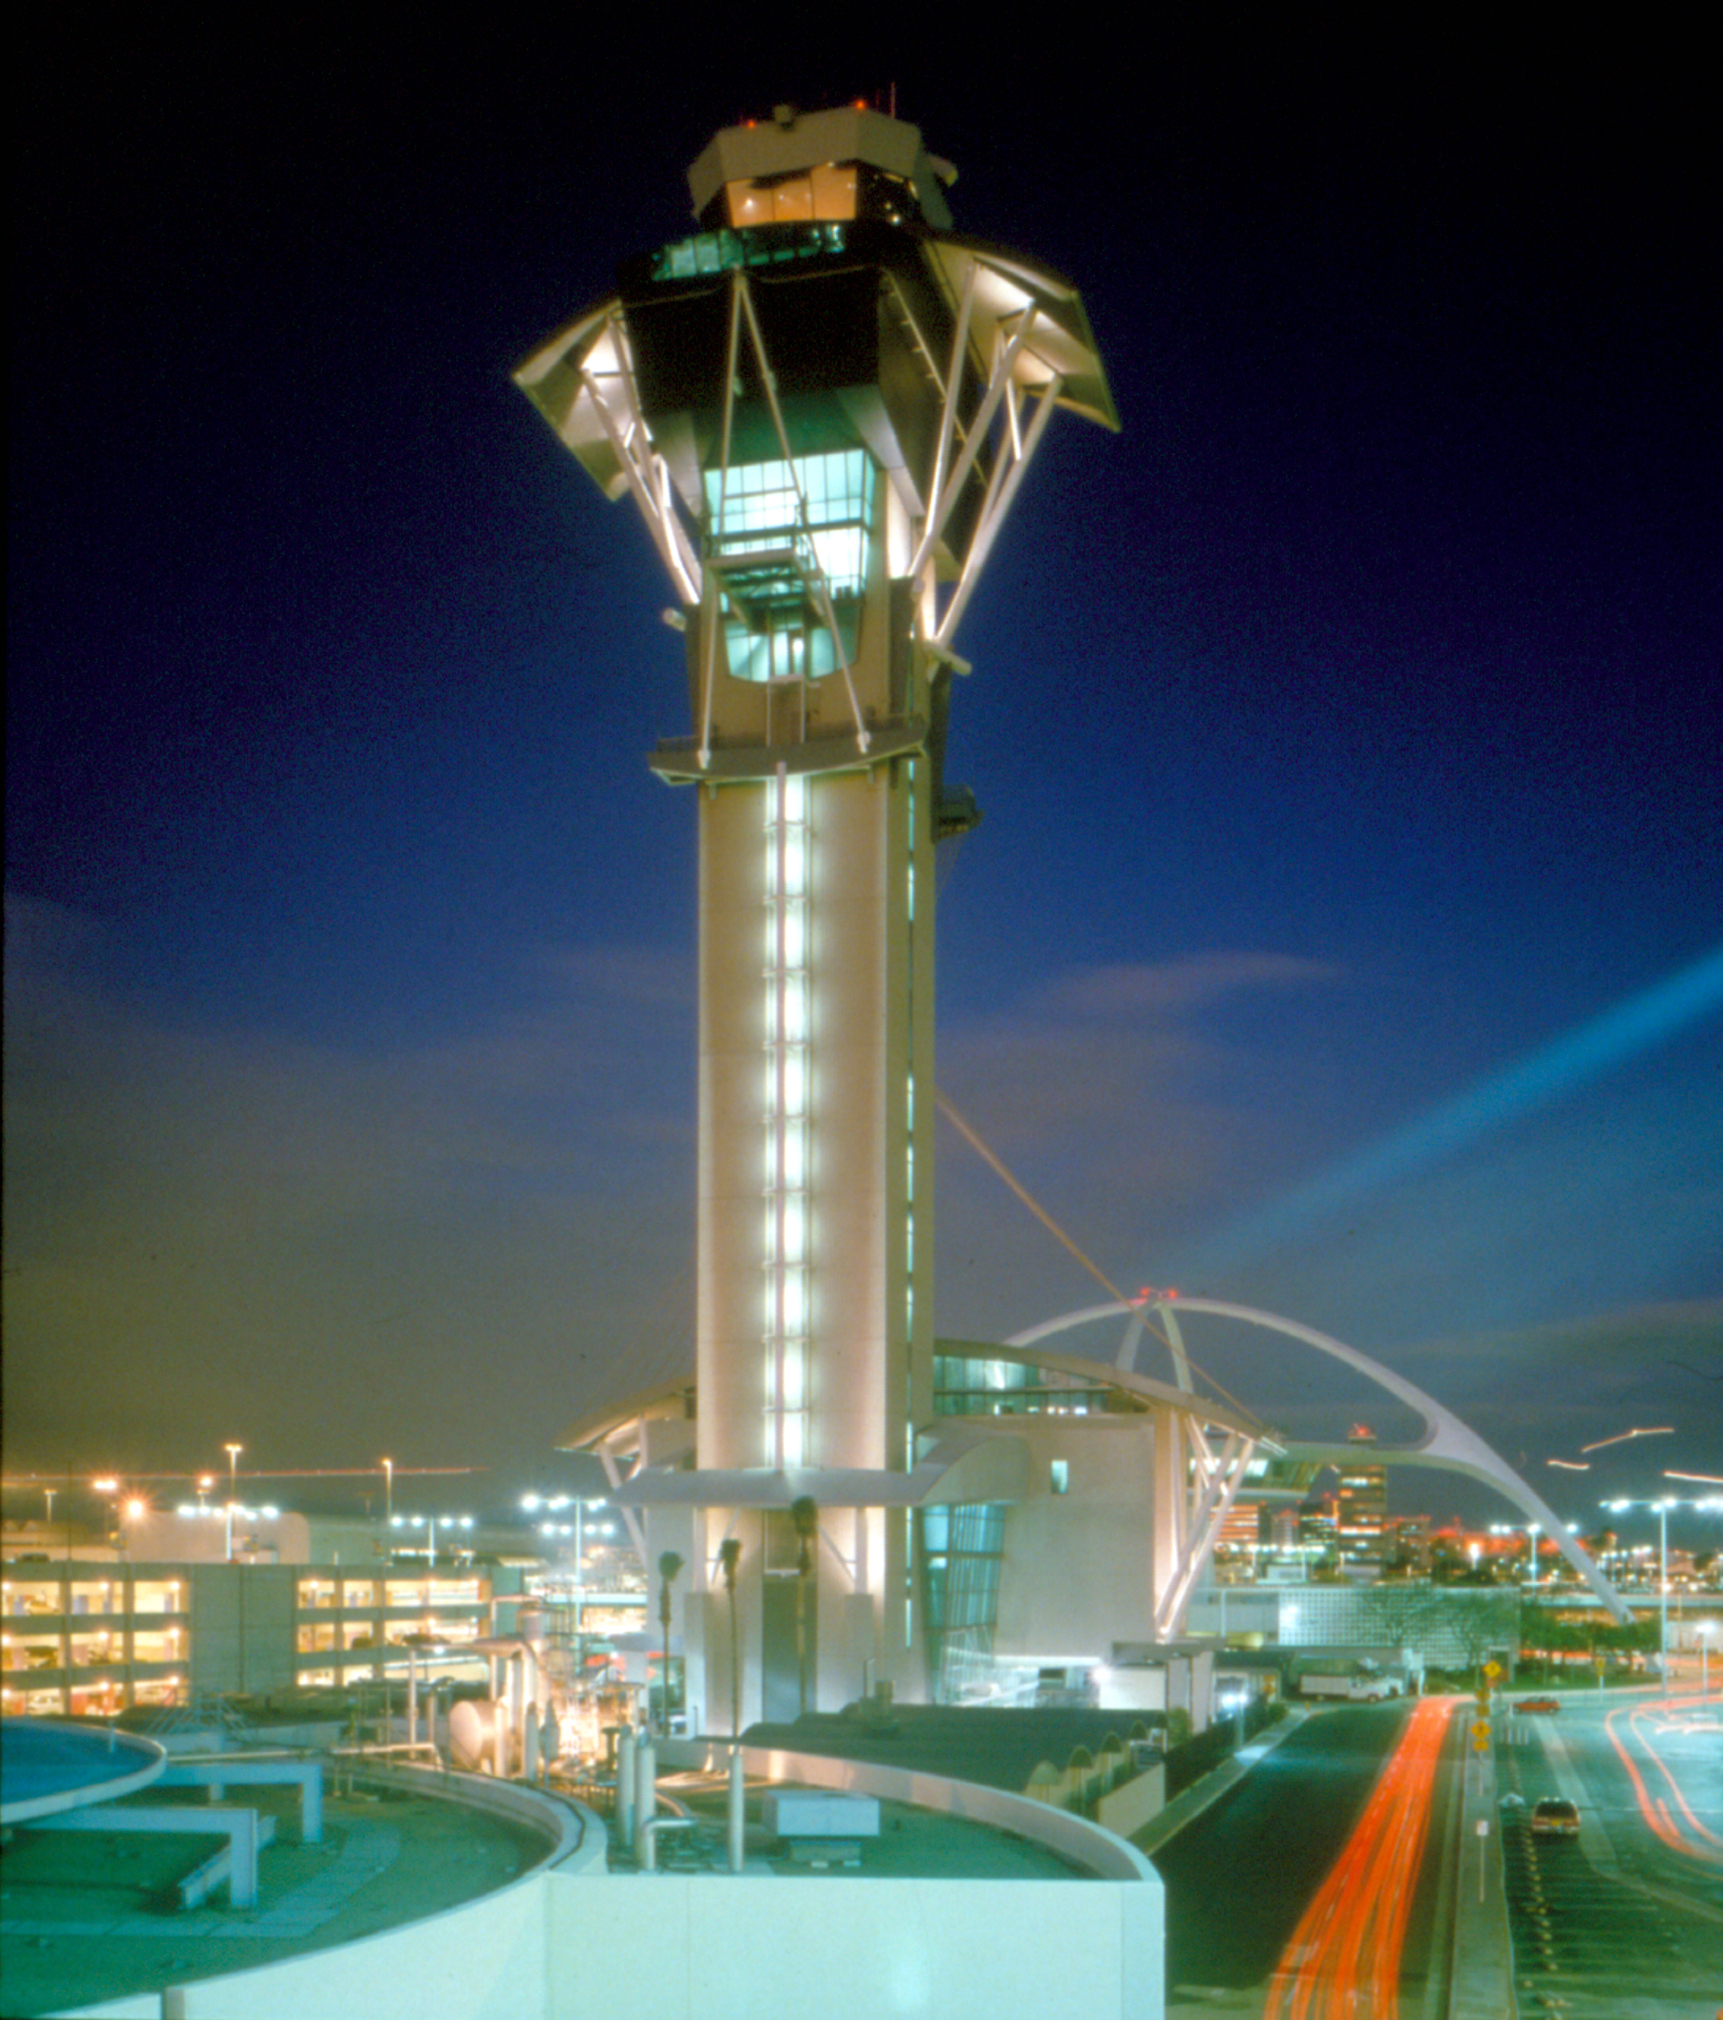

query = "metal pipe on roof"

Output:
[[640, 1813, 696, 1873], [633, 1736, 657, 1863], [727, 1743, 746, 1872], [616, 1727, 636, 1848]]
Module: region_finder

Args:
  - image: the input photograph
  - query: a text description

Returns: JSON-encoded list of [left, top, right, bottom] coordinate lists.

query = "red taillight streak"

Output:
[[1605, 1696, 1723, 1859], [1264, 1698, 1454, 2020]]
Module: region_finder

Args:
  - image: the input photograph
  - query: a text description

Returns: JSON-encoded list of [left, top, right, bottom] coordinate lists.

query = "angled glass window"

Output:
[[706, 451, 875, 682]]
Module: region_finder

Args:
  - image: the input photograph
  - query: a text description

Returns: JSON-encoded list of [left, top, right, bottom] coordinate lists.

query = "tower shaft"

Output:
[[696, 757, 936, 1477]]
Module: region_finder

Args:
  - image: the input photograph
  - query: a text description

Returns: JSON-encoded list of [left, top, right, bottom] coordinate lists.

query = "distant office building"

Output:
[[1384, 1514, 1432, 1575], [1334, 1427, 1389, 1564], [1299, 1497, 1339, 1554]]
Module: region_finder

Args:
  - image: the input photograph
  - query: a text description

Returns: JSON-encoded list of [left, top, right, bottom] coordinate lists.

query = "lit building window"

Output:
[[723, 163, 858, 228], [763, 769, 811, 1467]]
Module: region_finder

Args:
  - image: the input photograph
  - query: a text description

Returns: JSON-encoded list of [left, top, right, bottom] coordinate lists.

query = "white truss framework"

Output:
[[563, 312, 703, 607], [1155, 1418, 1259, 1640], [1010, 1297, 1633, 1629], [696, 273, 871, 765], [907, 273, 1069, 650], [515, 242, 1115, 756]]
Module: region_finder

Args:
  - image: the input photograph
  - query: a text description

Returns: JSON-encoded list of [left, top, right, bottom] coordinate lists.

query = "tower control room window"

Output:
[[724, 163, 857, 227]]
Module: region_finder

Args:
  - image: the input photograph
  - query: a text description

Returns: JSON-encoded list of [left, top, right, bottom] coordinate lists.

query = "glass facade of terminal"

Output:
[[917, 1502, 1007, 1703], [932, 1351, 1125, 1416]]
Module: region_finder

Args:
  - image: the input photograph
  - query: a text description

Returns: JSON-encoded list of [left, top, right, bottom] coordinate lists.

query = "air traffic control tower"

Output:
[[516, 103, 1115, 1721]]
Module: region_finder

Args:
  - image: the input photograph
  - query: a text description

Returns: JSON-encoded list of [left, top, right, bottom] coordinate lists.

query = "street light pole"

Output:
[[224, 1443, 243, 1563], [382, 1458, 393, 1529], [1600, 1494, 1723, 1686]]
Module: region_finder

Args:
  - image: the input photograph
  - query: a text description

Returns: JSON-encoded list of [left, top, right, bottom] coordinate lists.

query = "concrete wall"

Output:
[[68, 1867, 1159, 2020], [548, 1871, 1159, 2020], [64, 1756, 1163, 2020], [188, 1564, 296, 1697], [71, 1867, 553, 2020], [994, 1417, 1165, 1656]]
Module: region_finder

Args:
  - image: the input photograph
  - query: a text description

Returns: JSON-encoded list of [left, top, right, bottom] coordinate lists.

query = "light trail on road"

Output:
[[1262, 1697, 1456, 2020], [1604, 1691, 1723, 1861]]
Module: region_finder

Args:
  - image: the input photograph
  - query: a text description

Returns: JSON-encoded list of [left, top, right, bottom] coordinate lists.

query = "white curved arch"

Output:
[[1008, 1297, 1631, 1623]]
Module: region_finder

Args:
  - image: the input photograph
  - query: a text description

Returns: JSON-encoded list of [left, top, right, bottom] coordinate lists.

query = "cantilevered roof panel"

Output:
[[921, 237, 1120, 433], [512, 298, 635, 500], [607, 1429, 1031, 1510]]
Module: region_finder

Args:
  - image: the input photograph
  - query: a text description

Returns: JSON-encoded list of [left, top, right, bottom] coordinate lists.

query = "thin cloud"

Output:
[[2, 900, 695, 1467], [935, 951, 1346, 1335], [1042, 952, 1338, 1020], [939, 949, 1340, 1161]]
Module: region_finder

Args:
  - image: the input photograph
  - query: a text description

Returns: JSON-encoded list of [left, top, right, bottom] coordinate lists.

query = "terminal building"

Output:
[[0, 1509, 580, 1720]]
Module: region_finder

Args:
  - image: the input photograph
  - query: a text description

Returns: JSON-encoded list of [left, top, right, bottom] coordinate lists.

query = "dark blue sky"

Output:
[[8, 23, 1720, 1541]]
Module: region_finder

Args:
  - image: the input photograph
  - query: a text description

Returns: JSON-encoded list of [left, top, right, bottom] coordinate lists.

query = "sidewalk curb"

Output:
[[1133, 1707, 1311, 1858]]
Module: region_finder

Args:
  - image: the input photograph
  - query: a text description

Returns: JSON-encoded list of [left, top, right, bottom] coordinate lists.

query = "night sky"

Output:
[[8, 24, 1720, 1546]]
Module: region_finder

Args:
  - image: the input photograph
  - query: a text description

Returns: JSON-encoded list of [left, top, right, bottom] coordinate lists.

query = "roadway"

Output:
[[1148, 1699, 1462, 2018], [1148, 1686, 1723, 2019], [1496, 1686, 1723, 2017]]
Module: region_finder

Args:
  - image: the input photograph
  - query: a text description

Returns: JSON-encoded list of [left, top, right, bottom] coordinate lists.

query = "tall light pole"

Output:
[[1489, 1519, 1550, 1590], [1600, 1495, 1721, 1684], [381, 1457, 394, 1529], [93, 1477, 120, 1550], [392, 1513, 472, 1568], [224, 1443, 243, 1563]]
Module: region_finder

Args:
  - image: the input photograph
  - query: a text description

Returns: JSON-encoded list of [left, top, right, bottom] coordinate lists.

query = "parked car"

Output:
[[1515, 1697, 1560, 1714], [1530, 1798, 1581, 1838]]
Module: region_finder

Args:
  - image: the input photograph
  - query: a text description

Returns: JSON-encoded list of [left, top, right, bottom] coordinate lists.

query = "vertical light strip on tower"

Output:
[[763, 764, 810, 1467], [904, 763, 918, 1473]]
